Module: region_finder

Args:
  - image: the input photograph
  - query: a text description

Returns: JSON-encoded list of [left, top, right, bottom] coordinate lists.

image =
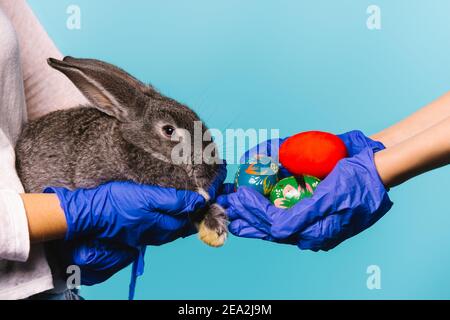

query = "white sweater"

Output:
[[0, 7, 53, 299]]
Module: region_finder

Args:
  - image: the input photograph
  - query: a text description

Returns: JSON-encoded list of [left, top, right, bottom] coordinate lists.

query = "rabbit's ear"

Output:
[[61, 56, 161, 98], [47, 57, 153, 121]]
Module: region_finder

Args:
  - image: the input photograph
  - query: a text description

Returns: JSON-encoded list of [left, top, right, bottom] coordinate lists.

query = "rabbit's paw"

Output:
[[198, 203, 228, 247]]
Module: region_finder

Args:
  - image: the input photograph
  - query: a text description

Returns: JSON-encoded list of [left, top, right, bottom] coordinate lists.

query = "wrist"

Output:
[[43, 186, 97, 241], [21, 193, 68, 243], [374, 117, 450, 188]]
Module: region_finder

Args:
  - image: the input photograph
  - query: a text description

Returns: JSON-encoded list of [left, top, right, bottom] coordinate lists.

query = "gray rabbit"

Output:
[[15, 56, 227, 247]]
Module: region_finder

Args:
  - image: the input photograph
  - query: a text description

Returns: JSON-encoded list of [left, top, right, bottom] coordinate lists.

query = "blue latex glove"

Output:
[[51, 163, 227, 286], [240, 137, 290, 178], [217, 131, 393, 251], [45, 163, 227, 247], [60, 240, 138, 286]]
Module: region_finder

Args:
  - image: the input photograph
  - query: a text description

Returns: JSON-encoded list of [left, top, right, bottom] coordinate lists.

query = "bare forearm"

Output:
[[374, 117, 450, 188], [20, 193, 67, 243], [371, 91, 450, 148]]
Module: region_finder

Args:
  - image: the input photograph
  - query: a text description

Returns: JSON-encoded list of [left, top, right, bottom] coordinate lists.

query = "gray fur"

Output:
[[15, 56, 227, 245]]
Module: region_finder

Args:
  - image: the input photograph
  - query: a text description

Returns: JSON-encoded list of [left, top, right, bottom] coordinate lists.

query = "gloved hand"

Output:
[[59, 239, 138, 286], [50, 163, 227, 286], [217, 131, 393, 251], [44, 163, 227, 248]]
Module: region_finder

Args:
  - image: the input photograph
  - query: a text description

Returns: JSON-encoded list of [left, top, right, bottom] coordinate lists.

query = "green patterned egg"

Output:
[[270, 175, 320, 208]]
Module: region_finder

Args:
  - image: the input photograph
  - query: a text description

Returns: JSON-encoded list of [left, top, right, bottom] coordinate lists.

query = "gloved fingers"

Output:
[[141, 212, 194, 245], [239, 138, 293, 179], [240, 138, 286, 164], [216, 184, 236, 210], [229, 219, 300, 244], [296, 196, 391, 251], [229, 219, 274, 240], [219, 202, 240, 221], [220, 187, 275, 234], [295, 215, 344, 251], [64, 239, 138, 286], [140, 162, 226, 215], [142, 186, 207, 216], [337, 130, 367, 156], [337, 130, 385, 156]]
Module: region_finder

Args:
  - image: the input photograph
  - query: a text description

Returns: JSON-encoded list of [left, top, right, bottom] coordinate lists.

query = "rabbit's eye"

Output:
[[162, 125, 175, 137]]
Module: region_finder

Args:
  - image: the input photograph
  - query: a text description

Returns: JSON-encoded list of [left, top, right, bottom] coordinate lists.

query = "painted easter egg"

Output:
[[279, 131, 347, 179], [234, 155, 279, 196], [270, 175, 321, 209]]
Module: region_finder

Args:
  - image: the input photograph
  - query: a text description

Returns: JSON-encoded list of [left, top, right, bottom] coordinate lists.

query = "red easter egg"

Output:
[[279, 131, 347, 179]]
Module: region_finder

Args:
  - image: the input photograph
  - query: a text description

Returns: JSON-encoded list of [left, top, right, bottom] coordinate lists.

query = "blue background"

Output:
[[28, 0, 450, 299]]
